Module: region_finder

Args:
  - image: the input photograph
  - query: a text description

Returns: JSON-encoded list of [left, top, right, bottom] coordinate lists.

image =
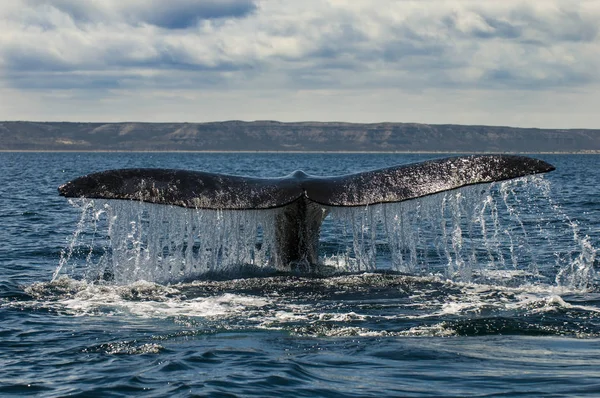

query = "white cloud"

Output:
[[0, 0, 598, 127]]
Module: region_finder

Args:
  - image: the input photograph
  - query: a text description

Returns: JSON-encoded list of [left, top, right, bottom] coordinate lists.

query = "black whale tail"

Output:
[[59, 155, 555, 271]]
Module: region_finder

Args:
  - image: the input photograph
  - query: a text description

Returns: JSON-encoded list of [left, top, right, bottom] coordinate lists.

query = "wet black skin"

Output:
[[59, 155, 555, 271]]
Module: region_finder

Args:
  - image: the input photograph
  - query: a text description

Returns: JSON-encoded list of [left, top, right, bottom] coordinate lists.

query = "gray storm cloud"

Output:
[[22, 0, 257, 27], [0, 0, 598, 126]]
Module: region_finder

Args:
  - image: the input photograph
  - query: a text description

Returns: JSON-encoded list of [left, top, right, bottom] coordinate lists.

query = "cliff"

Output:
[[1, 121, 599, 152]]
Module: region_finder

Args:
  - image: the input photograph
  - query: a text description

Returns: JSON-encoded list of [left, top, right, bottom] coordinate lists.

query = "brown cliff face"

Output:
[[1, 120, 599, 152]]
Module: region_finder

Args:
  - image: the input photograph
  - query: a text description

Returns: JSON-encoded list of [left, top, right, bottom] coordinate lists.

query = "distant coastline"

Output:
[[2, 150, 600, 154], [1, 120, 599, 153]]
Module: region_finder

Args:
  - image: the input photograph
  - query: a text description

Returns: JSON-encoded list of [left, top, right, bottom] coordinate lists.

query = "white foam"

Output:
[[25, 277, 272, 318]]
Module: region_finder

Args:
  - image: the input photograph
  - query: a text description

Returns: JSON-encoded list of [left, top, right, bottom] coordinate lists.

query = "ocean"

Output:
[[1, 152, 599, 397]]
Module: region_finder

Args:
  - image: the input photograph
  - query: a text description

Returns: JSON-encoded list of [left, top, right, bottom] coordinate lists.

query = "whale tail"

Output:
[[59, 155, 555, 270]]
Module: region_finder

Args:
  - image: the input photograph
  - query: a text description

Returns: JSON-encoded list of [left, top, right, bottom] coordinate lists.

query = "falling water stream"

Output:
[[54, 175, 595, 289]]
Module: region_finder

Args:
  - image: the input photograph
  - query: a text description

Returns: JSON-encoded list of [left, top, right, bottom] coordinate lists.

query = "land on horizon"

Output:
[[1, 120, 599, 153]]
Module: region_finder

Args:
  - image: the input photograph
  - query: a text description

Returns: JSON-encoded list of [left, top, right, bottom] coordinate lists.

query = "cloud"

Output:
[[2, 1, 598, 88], [22, 0, 257, 28], [0, 0, 599, 126]]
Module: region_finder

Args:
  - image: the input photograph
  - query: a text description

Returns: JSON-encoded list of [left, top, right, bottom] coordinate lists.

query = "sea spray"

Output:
[[56, 176, 596, 288], [330, 176, 596, 287], [57, 200, 284, 284]]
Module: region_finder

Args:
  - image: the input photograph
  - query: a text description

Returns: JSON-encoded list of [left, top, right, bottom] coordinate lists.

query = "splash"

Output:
[[56, 176, 596, 288], [21, 273, 600, 338], [328, 176, 596, 288], [56, 199, 283, 284]]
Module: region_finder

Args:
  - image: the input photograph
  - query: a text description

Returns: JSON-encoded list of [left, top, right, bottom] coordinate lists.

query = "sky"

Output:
[[0, 0, 598, 128]]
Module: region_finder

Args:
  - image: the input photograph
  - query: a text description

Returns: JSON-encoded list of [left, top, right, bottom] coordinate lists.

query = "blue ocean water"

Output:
[[1, 152, 600, 397]]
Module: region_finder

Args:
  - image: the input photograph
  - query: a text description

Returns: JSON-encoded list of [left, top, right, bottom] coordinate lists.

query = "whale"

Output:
[[59, 155, 555, 270]]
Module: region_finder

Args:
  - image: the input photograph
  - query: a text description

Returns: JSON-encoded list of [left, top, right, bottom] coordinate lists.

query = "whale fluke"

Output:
[[59, 155, 555, 270], [58, 155, 554, 209]]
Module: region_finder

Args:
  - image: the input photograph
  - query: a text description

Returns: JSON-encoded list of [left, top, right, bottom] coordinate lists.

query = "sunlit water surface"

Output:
[[1, 152, 600, 397]]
